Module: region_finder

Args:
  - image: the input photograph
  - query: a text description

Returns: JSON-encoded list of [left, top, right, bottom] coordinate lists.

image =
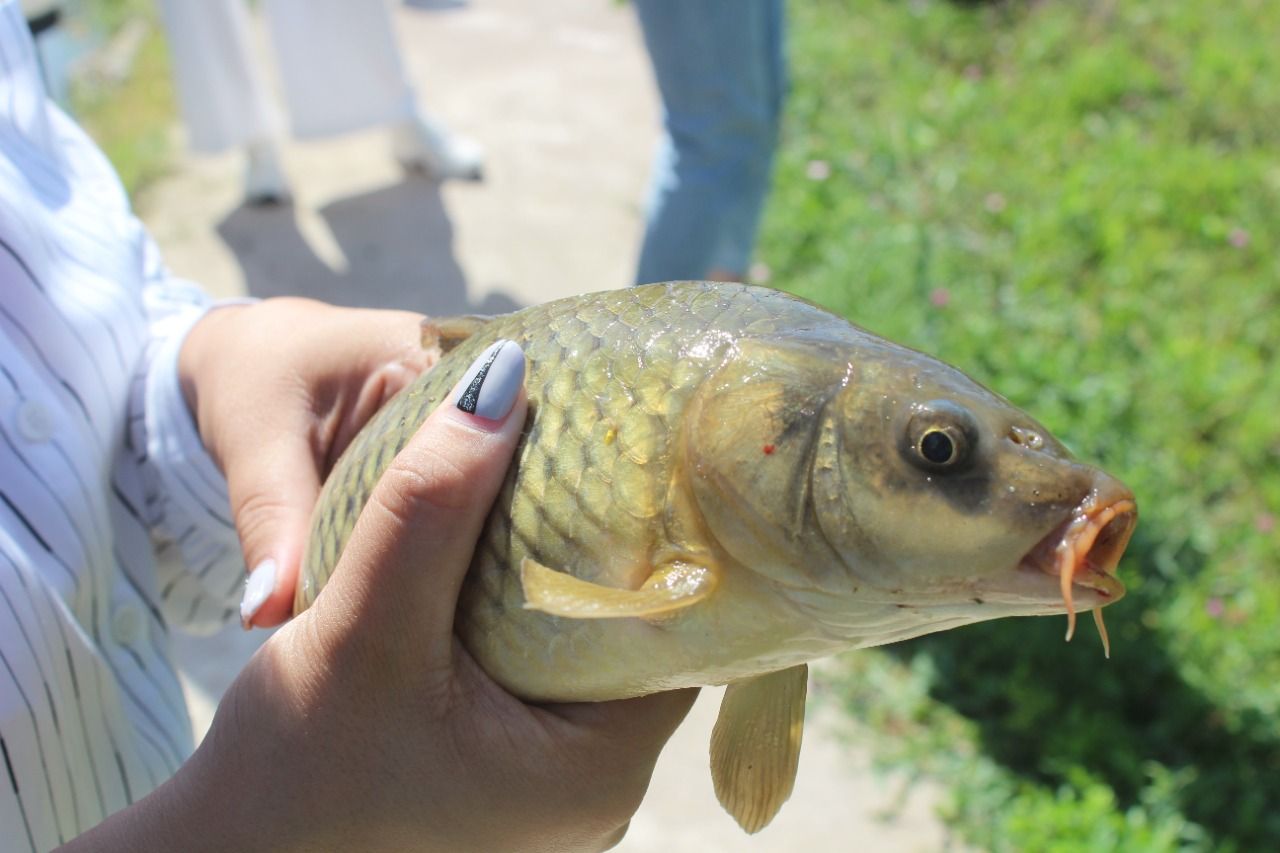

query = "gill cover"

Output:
[[686, 336, 854, 590]]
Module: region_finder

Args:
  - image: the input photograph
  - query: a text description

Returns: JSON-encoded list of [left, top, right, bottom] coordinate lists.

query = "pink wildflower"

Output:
[[805, 160, 831, 181]]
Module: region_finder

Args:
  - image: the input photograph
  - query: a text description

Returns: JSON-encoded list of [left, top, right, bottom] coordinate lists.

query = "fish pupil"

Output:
[[921, 430, 954, 464]]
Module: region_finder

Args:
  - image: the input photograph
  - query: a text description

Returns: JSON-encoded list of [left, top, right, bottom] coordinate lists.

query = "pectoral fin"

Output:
[[710, 664, 808, 834], [420, 315, 493, 353], [520, 557, 715, 619]]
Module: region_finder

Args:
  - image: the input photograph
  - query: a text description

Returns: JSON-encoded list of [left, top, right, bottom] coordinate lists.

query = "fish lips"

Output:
[[1015, 490, 1138, 610]]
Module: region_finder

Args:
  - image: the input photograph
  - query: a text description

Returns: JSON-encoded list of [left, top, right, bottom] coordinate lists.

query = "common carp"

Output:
[[296, 282, 1137, 833]]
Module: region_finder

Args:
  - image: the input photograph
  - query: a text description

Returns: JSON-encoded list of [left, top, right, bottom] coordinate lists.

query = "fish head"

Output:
[[687, 328, 1136, 646], [824, 342, 1136, 620]]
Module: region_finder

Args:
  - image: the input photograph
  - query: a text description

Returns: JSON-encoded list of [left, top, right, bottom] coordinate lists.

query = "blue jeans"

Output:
[[633, 0, 787, 284]]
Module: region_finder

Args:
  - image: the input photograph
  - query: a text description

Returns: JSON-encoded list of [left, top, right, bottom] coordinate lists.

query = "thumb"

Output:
[[319, 340, 528, 658]]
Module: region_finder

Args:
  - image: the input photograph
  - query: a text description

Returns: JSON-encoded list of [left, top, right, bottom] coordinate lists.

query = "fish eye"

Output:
[[920, 429, 956, 464], [903, 401, 978, 473]]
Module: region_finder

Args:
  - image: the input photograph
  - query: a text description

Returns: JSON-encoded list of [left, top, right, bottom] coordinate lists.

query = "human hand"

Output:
[[71, 341, 695, 851], [178, 297, 435, 627]]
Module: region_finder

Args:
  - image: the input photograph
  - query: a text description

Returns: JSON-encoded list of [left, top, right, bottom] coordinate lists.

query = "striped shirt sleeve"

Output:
[[128, 241, 250, 634], [0, 0, 237, 841]]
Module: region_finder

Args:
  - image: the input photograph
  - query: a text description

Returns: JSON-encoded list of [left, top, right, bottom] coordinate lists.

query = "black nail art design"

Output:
[[457, 342, 507, 414]]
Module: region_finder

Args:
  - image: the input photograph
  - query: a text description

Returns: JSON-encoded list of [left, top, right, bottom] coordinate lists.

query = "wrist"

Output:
[[57, 735, 253, 852]]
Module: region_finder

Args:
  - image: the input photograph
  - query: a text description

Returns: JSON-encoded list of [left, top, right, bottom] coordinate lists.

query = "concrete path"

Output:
[[143, 1, 955, 849], [143, 0, 651, 308]]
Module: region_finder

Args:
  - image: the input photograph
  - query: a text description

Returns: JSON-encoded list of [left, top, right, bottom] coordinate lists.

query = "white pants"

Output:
[[157, 0, 417, 152]]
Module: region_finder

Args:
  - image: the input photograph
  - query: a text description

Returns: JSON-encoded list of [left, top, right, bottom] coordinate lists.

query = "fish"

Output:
[[295, 282, 1137, 833]]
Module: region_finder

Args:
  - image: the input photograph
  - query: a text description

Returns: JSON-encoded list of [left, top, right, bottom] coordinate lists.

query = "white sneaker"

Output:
[[392, 113, 484, 181], [243, 140, 292, 206]]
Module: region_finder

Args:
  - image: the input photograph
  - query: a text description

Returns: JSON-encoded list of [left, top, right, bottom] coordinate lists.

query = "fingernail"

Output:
[[240, 558, 277, 629], [454, 340, 525, 421]]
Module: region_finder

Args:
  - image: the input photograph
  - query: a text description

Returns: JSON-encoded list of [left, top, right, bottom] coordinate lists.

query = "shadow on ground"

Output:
[[886, 523, 1280, 848], [218, 177, 523, 316]]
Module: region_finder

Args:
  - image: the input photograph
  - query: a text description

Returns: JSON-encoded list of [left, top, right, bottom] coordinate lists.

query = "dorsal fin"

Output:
[[420, 314, 494, 353]]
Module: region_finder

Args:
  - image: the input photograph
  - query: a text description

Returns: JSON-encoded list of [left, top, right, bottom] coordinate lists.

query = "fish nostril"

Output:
[[1008, 425, 1044, 450]]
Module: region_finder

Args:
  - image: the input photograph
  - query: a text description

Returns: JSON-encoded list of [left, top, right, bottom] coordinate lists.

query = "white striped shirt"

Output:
[[0, 2, 245, 848]]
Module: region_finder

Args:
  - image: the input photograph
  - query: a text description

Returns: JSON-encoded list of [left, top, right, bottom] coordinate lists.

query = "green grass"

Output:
[[69, 0, 176, 196], [757, 0, 1279, 849]]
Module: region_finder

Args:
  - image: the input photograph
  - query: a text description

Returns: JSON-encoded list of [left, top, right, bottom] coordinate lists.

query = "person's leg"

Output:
[[156, 0, 290, 203], [633, 0, 786, 284], [157, 0, 281, 153], [264, 0, 411, 138], [264, 0, 482, 180]]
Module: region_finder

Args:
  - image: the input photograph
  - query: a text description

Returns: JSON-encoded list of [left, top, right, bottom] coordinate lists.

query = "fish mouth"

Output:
[[1018, 489, 1137, 657]]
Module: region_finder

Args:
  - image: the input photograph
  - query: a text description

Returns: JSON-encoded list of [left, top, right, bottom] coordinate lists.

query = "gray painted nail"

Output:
[[455, 340, 525, 420]]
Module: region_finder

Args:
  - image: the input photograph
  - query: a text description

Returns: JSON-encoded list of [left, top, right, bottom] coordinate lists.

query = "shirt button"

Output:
[[111, 606, 145, 646], [16, 400, 55, 443]]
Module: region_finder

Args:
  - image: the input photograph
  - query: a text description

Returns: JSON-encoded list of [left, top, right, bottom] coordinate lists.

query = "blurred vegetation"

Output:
[[69, 0, 176, 195], [756, 0, 1279, 849]]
